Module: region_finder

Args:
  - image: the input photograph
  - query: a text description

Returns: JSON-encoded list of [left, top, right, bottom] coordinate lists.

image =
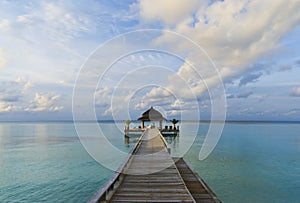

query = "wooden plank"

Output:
[[174, 158, 222, 203], [111, 199, 193, 202], [109, 128, 195, 202]]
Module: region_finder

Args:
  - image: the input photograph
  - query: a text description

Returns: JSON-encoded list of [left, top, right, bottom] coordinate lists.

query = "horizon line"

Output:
[[0, 119, 299, 123]]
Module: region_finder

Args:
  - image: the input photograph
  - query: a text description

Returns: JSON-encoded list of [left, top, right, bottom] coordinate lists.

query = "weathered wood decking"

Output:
[[89, 128, 221, 203], [174, 158, 220, 202]]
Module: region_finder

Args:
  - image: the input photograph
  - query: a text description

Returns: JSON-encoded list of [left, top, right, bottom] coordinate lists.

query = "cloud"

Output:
[[14, 2, 95, 42], [239, 72, 263, 86], [0, 48, 7, 70], [0, 101, 20, 113], [94, 86, 113, 110], [134, 88, 173, 111], [284, 108, 300, 116], [0, 77, 32, 105], [0, 79, 28, 112], [25, 92, 63, 112], [227, 94, 235, 99], [290, 87, 300, 97], [139, 0, 202, 25], [278, 65, 292, 72], [0, 1, 299, 121], [0, 77, 63, 113], [227, 91, 253, 99], [15, 77, 33, 92], [256, 94, 269, 102], [236, 91, 253, 98], [140, 0, 300, 97], [0, 2, 96, 87], [277, 59, 300, 72], [0, 95, 21, 103]]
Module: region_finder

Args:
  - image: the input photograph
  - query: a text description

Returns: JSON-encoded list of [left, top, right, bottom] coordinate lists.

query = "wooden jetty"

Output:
[[89, 128, 221, 203]]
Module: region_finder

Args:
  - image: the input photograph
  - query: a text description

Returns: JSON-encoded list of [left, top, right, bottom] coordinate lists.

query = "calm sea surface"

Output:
[[0, 122, 299, 203]]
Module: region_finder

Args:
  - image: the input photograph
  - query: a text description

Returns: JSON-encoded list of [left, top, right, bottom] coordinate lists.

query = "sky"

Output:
[[0, 0, 300, 121]]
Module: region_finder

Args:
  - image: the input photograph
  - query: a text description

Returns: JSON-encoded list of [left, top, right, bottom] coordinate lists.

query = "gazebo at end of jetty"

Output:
[[124, 106, 180, 136], [137, 106, 167, 129]]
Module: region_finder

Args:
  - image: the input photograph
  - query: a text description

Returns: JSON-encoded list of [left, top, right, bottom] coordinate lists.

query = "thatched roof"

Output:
[[137, 107, 167, 122]]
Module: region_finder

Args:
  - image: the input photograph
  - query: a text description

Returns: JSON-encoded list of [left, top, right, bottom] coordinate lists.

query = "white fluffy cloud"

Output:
[[139, 0, 203, 25], [0, 77, 31, 104], [140, 0, 300, 97], [15, 77, 32, 92], [0, 77, 63, 112], [130, 0, 300, 121], [26, 93, 63, 112], [0, 101, 20, 112]]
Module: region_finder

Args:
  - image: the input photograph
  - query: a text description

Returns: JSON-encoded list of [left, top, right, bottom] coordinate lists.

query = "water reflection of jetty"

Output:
[[124, 107, 180, 137]]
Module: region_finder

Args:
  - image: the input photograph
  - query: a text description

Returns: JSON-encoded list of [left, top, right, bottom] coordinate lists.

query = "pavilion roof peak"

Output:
[[137, 106, 167, 121]]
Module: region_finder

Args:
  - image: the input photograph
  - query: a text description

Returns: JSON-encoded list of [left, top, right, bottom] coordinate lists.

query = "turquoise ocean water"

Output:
[[0, 122, 299, 203]]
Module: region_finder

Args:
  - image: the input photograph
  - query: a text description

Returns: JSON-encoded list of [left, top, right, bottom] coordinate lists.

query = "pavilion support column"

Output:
[[142, 121, 144, 129], [159, 120, 162, 129]]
